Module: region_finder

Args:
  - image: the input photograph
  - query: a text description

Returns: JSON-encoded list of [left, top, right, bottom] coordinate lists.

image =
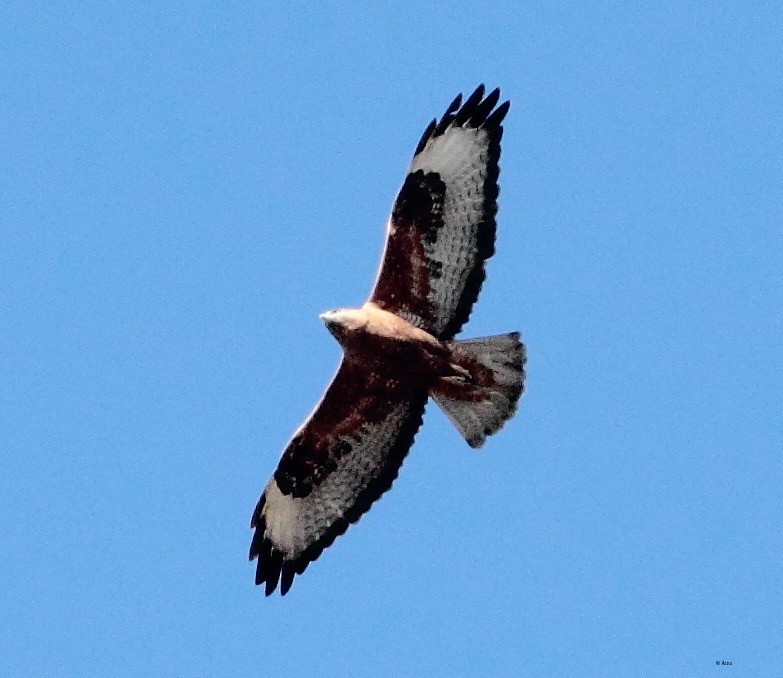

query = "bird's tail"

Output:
[[431, 332, 526, 448]]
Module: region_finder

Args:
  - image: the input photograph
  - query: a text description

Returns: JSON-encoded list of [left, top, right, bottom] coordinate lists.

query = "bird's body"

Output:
[[322, 303, 519, 416], [250, 85, 526, 595]]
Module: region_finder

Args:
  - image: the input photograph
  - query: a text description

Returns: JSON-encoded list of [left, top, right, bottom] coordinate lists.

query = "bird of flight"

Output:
[[250, 85, 526, 595]]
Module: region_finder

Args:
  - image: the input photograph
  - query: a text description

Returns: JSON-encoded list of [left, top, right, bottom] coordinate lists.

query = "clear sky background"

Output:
[[2, 2, 781, 677]]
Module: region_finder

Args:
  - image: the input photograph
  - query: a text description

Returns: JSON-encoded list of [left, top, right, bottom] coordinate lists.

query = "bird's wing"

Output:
[[250, 358, 427, 595], [368, 84, 509, 339]]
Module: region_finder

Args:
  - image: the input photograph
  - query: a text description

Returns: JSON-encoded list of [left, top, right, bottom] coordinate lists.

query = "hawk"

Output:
[[250, 85, 526, 595]]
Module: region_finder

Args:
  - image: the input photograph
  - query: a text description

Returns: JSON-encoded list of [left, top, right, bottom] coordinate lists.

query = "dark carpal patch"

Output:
[[392, 170, 446, 246], [274, 435, 337, 498]]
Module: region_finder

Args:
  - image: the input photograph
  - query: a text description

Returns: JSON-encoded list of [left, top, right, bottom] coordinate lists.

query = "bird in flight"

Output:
[[250, 85, 526, 595]]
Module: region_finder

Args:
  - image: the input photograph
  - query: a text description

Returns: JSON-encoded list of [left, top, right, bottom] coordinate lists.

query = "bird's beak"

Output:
[[319, 310, 338, 330], [320, 311, 344, 340]]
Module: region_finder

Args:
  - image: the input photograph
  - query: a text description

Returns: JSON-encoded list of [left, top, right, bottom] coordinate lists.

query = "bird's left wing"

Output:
[[250, 358, 427, 595], [369, 84, 509, 339]]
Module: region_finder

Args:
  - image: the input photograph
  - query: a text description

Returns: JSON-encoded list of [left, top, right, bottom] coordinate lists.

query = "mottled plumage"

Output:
[[250, 86, 525, 595]]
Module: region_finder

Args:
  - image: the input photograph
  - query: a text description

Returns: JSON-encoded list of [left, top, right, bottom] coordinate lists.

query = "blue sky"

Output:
[[1, 2, 781, 676]]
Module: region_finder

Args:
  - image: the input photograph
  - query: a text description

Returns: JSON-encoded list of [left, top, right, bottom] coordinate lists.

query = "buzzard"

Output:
[[250, 85, 526, 595]]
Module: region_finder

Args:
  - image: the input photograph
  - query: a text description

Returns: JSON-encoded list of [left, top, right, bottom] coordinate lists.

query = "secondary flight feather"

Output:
[[250, 85, 526, 595]]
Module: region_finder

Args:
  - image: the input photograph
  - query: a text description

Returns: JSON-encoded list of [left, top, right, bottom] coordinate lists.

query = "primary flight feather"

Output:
[[250, 85, 526, 595]]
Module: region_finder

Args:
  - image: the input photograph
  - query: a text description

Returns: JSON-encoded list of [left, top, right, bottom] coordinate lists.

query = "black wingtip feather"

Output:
[[280, 564, 295, 596], [432, 91, 465, 137], [469, 87, 501, 127], [248, 528, 263, 561], [453, 84, 486, 126], [485, 99, 510, 128], [263, 550, 283, 596], [444, 92, 463, 117], [414, 118, 437, 155]]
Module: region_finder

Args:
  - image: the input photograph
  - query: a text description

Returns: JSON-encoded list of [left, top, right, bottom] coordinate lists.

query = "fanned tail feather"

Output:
[[432, 332, 526, 448]]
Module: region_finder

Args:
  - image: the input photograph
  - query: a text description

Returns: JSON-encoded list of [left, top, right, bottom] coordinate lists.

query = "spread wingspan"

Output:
[[370, 85, 509, 339], [251, 86, 513, 596]]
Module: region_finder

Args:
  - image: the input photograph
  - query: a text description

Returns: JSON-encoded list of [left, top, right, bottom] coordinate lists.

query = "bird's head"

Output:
[[319, 307, 368, 343]]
